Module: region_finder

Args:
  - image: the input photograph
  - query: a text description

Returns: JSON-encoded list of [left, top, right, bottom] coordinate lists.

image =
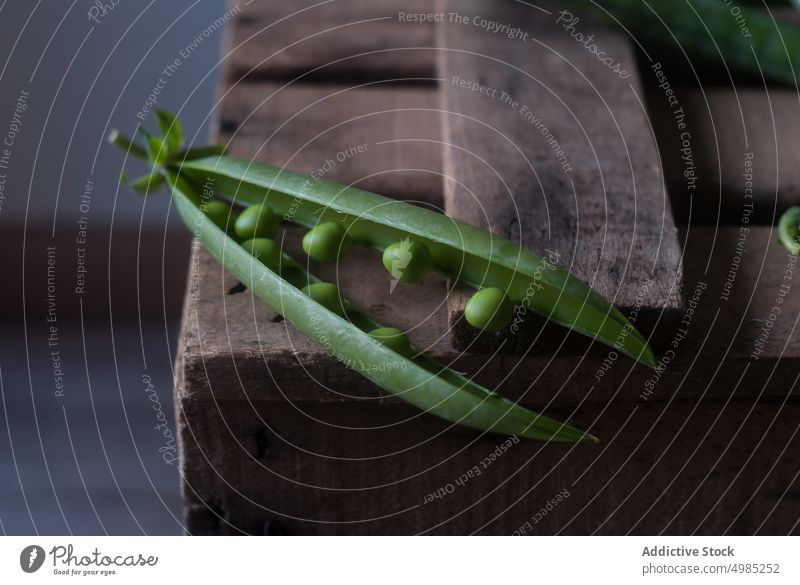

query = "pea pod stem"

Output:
[[165, 171, 596, 443], [178, 156, 656, 367]]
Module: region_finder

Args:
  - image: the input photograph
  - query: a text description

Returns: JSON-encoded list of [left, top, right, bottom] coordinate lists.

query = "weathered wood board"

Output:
[[173, 0, 800, 535], [650, 87, 800, 224], [175, 224, 800, 534], [438, 0, 683, 351], [178, 396, 800, 535], [636, 7, 800, 225], [177, 225, 799, 407], [215, 83, 442, 204], [226, 0, 437, 82]]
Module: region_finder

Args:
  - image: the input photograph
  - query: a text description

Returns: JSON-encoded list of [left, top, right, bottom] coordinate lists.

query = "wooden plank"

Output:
[[176, 396, 800, 535], [180, 0, 446, 528], [176, 224, 800, 534], [637, 7, 800, 224], [438, 0, 683, 352], [216, 83, 442, 204], [649, 87, 800, 224], [177, 225, 799, 407], [226, 0, 437, 82], [177, 1, 799, 534]]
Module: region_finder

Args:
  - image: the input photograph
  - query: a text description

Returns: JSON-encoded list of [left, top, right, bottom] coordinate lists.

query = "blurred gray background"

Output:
[[0, 0, 226, 227], [0, 0, 228, 535]]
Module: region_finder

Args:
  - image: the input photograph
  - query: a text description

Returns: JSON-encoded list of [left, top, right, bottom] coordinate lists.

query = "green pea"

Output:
[[301, 282, 345, 315], [368, 327, 413, 357], [382, 239, 432, 283], [202, 200, 233, 231], [464, 287, 514, 332], [778, 206, 800, 256], [302, 222, 351, 262], [235, 203, 279, 240], [241, 238, 281, 271]]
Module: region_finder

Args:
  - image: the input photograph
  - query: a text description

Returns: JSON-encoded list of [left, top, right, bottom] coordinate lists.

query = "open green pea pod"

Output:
[[163, 171, 595, 443], [178, 156, 656, 367], [108, 111, 659, 442]]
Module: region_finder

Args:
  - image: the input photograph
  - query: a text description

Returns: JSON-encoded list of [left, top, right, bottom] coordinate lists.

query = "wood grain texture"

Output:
[[438, 0, 683, 351], [176, 225, 800, 407], [175, 396, 800, 535], [215, 83, 443, 204], [649, 87, 800, 224], [174, 0, 799, 535], [175, 224, 800, 533], [635, 7, 800, 225], [225, 0, 437, 82]]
